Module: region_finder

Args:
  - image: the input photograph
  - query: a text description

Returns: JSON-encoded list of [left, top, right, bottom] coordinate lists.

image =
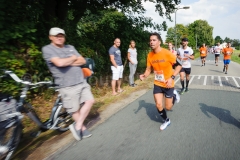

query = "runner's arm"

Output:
[[140, 66, 151, 81]]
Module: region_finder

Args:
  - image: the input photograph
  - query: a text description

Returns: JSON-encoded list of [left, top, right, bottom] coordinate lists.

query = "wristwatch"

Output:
[[171, 75, 175, 80]]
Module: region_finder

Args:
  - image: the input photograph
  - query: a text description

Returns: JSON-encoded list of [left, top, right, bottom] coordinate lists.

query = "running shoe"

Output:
[[223, 67, 225, 72], [173, 89, 180, 103], [185, 88, 189, 93], [225, 72, 227, 74], [81, 129, 92, 139], [204, 63, 205, 66], [160, 119, 171, 130], [179, 88, 185, 95], [69, 123, 81, 141]]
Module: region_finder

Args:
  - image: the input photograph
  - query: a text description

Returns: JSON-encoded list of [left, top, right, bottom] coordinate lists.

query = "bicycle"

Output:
[[0, 70, 73, 160]]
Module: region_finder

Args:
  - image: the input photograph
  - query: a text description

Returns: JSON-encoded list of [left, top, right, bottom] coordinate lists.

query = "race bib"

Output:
[[182, 58, 189, 66], [201, 51, 205, 54], [154, 70, 165, 82], [227, 51, 230, 55]]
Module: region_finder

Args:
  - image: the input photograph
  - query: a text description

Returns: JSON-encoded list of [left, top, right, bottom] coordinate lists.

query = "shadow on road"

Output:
[[199, 103, 240, 129], [209, 69, 223, 73], [134, 100, 164, 123]]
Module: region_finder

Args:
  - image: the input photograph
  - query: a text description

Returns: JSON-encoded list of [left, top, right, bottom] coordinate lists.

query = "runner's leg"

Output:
[[180, 71, 185, 94]]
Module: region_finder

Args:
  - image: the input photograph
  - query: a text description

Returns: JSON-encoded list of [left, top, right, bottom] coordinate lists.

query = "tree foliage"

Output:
[[165, 24, 188, 47], [214, 36, 223, 44], [188, 20, 214, 47], [0, 0, 181, 95], [166, 19, 214, 49]]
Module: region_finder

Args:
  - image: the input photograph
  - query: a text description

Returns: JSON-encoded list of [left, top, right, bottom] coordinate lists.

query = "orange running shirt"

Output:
[[199, 47, 207, 57], [222, 47, 233, 60], [147, 48, 176, 88]]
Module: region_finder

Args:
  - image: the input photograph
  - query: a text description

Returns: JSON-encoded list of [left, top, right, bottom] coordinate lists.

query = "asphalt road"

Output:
[[50, 53, 240, 160]]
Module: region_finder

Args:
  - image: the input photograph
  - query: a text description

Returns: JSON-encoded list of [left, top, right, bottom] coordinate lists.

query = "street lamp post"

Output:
[[174, 6, 190, 50]]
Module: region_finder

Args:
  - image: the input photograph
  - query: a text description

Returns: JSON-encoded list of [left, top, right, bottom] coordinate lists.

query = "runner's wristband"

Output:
[[171, 75, 175, 80]]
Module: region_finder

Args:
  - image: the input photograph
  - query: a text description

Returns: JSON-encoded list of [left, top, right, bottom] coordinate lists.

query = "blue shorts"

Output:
[[223, 59, 230, 65]]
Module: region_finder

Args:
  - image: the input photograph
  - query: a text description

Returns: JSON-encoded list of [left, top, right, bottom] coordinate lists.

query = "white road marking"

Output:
[[218, 76, 223, 86], [203, 75, 207, 85], [175, 75, 240, 88], [189, 75, 195, 85], [232, 77, 240, 88]]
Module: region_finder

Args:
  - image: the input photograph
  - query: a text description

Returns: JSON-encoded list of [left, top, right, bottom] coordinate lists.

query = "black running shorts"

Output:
[[153, 84, 174, 98], [180, 68, 191, 74]]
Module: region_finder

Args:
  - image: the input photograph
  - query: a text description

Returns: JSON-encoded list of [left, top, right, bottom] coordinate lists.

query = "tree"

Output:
[[165, 24, 188, 48], [76, 9, 160, 74], [214, 36, 223, 44], [232, 39, 240, 46], [188, 20, 214, 48], [223, 37, 231, 43]]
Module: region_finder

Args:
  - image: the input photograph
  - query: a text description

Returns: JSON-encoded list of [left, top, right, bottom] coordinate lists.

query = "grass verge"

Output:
[[232, 50, 240, 64]]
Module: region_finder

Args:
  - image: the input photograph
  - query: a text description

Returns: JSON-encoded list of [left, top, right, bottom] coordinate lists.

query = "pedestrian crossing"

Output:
[[174, 75, 240, 88]]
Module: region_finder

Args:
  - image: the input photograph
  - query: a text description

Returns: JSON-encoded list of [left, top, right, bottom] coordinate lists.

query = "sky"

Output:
[[143, 0, 240, 42]]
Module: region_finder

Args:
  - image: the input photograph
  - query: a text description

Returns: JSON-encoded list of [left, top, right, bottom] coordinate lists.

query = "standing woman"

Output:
[[128, 40, 138, 87], [168, 42, 177, 56]]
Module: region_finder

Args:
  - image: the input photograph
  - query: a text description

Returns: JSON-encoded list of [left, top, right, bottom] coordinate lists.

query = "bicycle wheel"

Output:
[[53, 104, 73, 132], [0, 119, 22, 160]]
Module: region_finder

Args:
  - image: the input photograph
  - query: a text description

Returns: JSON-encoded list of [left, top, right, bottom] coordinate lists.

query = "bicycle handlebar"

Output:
[[1, 70, 52, 86]]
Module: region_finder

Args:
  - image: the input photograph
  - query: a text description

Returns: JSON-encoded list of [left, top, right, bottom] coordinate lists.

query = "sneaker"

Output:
[[201, 65, 203, 67], [129, 84, 135, 87], [0, 146, 8, 154], [81, 129, 92, 139], [69, 123, 81, 141], [134, 83, 138, 86], [179, 88, 185, 95], [225, 72, 227, 74], [173, 89, 180, 104], [185, 88, 189, 93], [204, 63, 205, 66], [223, 67, 225, 72], [160, 119, 171, 130]]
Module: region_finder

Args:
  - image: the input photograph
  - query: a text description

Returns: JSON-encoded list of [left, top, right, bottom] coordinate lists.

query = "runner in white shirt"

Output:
[[177, 38, 194, 94], [214, 42, 222, 66]]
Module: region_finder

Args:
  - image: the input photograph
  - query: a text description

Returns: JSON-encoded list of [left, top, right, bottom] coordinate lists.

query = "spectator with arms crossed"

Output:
[[42, 27, 94, 141]]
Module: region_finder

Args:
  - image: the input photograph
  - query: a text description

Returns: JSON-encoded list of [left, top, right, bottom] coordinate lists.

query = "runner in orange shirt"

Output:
[[222, 42, 233, 74], [140, 33, 182, 131], [199, 43, 208, 66]]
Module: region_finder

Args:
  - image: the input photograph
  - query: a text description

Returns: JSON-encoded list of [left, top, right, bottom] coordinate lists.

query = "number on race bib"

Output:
[[154, 70, 165, 82]]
